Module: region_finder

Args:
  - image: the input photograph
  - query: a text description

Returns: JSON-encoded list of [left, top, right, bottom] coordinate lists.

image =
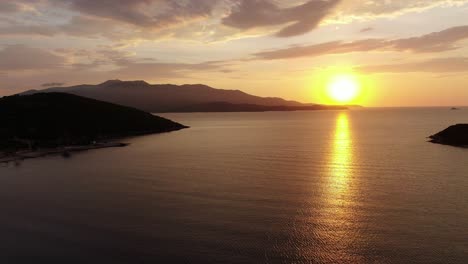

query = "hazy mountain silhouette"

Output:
[[170, 102, 347, 112], [0, 93, 187, 151], [21, 80, 339, 113]]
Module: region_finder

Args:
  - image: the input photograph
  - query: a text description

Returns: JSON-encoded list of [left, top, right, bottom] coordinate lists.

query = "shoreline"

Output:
[[428, 140, 468, 148], [0, 142, 128, 164]]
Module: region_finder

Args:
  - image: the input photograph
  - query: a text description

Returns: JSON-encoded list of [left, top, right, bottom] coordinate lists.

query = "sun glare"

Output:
[[328, 75, 360, 103]]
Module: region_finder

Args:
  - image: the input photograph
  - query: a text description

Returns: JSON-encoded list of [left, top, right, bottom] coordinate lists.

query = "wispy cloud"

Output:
[[356, 57, 468, 73], [0, 0, 345, 40], [359, 27, 374, 33], [334, 0, 468, 22], [1, 0, 466, 42], [0, 45, 66, 71], [0, 44, 232, 91], [0, 0, 224, 41], [222, 0, 341, 37], [0, 1, 39, 14], [253, 25, 468, 59], [58, 0, 219, 29], [254, 39, 388, 60], [392, 25, 468, 52]]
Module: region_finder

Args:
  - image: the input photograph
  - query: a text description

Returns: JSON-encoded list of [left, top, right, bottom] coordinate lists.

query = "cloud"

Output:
[[254, 39, 388, 59], [391, 25, 468, 52], [49, 45, 232, 77], [334, 0, 468, 21], [0, 1, 39, 14], [356, 57, 468, 73], [0, 2, 23, 13], [0, 15, 138, 40], [222, 0, 341, 37], [0, 0, 467, 42], [0, 45, 66, 71], [0, 45, 232, 92], [59, 0, 219, 29], [360, 27, 374, 33], [59, 16, 123, 38], [0, 25, 58, 37], [0, 0, 224, 41], [111, 60, 230, 79], [253, 25, 468, 59]]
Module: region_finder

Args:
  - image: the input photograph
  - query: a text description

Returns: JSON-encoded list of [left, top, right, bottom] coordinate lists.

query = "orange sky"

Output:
[[0, 0, 467, 106]]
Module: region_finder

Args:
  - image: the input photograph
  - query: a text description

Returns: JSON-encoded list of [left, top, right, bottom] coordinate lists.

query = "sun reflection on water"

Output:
[[312, 112, 361, 262], [330, 112, 352, 203]]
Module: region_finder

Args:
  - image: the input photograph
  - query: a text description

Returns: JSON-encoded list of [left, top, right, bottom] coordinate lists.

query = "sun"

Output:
[[327, 75, 360, 104]]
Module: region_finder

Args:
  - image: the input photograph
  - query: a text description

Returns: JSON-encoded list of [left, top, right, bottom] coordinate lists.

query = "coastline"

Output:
[[0, 142, 128, 164], [428, 124, 468, 148], [428, 139, 468, 148]]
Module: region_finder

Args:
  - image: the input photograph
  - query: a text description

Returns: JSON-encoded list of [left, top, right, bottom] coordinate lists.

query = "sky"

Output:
[[1, 0, 468, 106]]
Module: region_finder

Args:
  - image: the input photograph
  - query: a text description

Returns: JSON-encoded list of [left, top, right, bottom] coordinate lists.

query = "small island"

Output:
[[0, 93, 188, 163], [429, 124, 468, 147]]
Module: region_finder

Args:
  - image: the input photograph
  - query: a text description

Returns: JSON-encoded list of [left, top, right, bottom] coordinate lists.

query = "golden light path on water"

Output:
[[330, 112, 352, 202], [314, 112, 361, 263]]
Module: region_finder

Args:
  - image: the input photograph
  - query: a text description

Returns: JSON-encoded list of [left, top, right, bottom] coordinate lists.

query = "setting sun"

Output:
[[328, 75, 360, 103]]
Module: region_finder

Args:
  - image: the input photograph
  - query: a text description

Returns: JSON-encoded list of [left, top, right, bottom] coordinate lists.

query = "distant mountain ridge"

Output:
[[169, 102, 347, 112], [21, 80, 340, 113]]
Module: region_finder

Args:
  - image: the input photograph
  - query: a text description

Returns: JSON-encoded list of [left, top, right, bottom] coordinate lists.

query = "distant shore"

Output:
[[0, 142, 128, 164]]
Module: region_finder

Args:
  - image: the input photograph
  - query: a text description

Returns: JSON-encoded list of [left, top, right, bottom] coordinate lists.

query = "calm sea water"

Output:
[[1, 108, 468, 263]]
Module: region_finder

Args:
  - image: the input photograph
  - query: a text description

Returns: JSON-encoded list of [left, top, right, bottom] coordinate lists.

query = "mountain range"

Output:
[[21, 80, 347, 113]]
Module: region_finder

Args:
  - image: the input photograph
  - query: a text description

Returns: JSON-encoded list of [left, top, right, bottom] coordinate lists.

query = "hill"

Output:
[[21, 80, 340, 113], [429, 124, 468, 147], [0, 93, 187, 152]]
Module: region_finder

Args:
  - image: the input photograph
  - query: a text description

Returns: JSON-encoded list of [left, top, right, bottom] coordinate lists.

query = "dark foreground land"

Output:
[[0, 93, 187, 161], [429, 124, 468, 147]]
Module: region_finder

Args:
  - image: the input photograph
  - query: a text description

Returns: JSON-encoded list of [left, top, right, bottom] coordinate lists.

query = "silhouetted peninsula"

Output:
[[21, 80, 349, 113], [429, 124, 468, 147], [0, 93, 187, 155], [170, 102, 347, 112]]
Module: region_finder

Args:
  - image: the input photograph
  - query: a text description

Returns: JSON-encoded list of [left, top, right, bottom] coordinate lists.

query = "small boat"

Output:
[[451, 107, 459, 110]]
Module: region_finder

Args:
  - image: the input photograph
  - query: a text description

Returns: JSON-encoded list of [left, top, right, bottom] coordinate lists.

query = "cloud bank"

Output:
[[2, 0, 465, 41], [254, 26, 468, 59], [357, 57, 468, 73], [222, 0, 341, 37]]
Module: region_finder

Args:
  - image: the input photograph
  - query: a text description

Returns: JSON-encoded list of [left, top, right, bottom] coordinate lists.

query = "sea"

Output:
[[1, 108, 467, 263]]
